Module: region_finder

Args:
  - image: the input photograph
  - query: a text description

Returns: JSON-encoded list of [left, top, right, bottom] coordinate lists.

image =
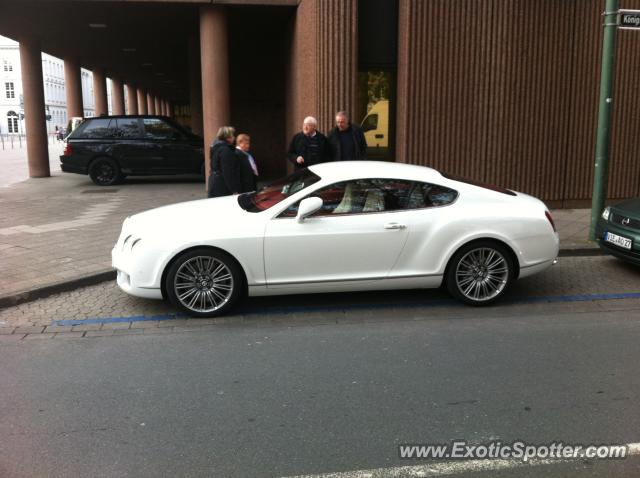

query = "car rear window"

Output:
[[441, 172, 516, 196]]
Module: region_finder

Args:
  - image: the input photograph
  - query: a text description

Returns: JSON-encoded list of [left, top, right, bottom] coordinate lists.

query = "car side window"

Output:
[[116, 118, 141, 139], [279, 178, 414, 218], [278, 179, 458, 218], [143, 118, 178, 140], [412, 182, 458, 207], [77, 119, 115, 139]]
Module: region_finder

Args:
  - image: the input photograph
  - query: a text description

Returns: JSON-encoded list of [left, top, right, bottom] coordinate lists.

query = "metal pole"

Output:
[[590, 0, 619, 240]]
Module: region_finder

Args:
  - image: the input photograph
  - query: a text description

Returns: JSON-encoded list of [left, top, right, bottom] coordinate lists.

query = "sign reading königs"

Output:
[[618, 10, 640, 29]]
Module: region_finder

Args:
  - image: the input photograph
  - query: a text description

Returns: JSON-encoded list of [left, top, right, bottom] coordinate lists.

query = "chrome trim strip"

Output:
[[267, 273, 441, 286]]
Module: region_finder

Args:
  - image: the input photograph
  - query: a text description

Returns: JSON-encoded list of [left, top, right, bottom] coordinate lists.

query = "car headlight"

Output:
[[601, 207, 611, 221]]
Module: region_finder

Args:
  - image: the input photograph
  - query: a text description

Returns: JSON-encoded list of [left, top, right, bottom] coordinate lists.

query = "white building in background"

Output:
[[0, 35, 96, 135]]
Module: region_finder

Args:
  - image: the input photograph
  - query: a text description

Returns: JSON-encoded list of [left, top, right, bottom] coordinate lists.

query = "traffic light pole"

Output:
[[590, 0, 619, 240]]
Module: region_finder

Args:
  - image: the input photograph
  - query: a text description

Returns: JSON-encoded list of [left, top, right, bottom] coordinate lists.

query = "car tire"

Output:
[[165, 248, 244, 318], [445, 241, 514, 306], [89, 157, 123, 186]]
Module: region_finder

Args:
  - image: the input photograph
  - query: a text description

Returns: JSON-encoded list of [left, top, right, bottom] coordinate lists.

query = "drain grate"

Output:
[[81, 189, 119, 193]]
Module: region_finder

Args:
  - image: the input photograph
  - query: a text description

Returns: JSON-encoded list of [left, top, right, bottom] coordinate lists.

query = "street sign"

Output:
[[618, 9, 640, 29]]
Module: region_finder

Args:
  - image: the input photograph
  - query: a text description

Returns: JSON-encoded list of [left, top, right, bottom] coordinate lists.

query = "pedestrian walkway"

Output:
[[0, 159, 598, 307]]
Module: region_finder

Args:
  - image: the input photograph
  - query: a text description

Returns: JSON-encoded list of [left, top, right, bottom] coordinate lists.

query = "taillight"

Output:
[[63, 143, 72, 156], [545, 210, 556, 232]]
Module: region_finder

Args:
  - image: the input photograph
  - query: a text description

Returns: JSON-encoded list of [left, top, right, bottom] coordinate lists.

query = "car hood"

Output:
[[612, 198, 640, 217], [127, 195, 243, 233]]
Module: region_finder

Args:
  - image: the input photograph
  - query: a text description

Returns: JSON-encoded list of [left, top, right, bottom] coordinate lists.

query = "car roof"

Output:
[[308, 161, 442, 182]]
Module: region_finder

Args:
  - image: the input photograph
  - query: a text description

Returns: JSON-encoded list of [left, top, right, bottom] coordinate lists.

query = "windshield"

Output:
[[238, 169, 321, 212]]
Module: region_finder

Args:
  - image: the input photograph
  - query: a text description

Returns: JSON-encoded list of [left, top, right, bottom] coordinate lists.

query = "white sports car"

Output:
[[112, 161, 559, 317]]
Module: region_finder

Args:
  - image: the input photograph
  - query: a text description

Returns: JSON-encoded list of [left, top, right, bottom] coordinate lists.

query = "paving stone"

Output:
[[54, 331, 86, 339], [0, 334, 26, 342], [71, 324, 104, 332], [100, 322, 132, 330], [23, 334, 54, 340], [0, 327, 16, 335], [84, 330, 116, 337], [43, 325, 73, 333], [14, 326, 45, 334], [112, 329, 144, 335]]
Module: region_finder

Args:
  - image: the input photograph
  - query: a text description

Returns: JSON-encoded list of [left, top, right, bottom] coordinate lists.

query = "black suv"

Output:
[[60, 115, 204, 185]]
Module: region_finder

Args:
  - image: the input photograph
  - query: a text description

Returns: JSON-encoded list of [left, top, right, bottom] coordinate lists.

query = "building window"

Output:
[[357, 71, 394, 162], [5, 82, 15, 99], [7, 111, 19, 133], [3, 60, 12, 72]]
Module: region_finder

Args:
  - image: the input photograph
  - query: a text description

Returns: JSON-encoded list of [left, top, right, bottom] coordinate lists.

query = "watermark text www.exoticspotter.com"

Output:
[[399, 441, 628, 462]]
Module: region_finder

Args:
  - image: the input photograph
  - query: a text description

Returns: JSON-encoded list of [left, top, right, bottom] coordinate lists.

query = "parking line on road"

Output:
[[50, 291, 640, 327]]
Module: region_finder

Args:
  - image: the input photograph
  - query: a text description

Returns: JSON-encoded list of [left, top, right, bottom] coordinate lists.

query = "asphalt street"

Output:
[[0, 256, 640, 477], [0, 301, 639, 478]]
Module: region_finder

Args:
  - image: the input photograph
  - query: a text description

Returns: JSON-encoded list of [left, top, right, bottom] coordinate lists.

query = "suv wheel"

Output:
[[89, 158, 123, 186]]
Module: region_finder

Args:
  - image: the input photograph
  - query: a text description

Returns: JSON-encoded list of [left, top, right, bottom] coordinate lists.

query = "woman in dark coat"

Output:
[[207, 126, 241, 198], [235, 133, 259, 193]]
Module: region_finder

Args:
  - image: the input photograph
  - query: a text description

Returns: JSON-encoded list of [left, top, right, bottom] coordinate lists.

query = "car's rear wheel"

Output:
[[446, 241, 514, 305], [165, 248, 244, 317], [89, 157, 123, 186]]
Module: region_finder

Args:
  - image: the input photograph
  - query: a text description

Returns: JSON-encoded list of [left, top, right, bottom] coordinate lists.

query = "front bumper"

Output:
[[111, 225, 164, 299], [595, 218, 640, 265]]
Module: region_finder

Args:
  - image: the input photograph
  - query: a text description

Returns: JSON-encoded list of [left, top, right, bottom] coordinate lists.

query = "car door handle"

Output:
[[384, 222, 406, 230]]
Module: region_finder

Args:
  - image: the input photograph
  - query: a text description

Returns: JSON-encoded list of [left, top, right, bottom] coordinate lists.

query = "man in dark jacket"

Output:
[[327, 111, 368, 162], [287, 116, 331, 170], [207, 126, 241, 198], [235, 133, 258, 193]]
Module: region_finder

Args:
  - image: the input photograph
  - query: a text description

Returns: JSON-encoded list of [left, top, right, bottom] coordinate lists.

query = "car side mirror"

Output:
[[296, 197, 323, 223]]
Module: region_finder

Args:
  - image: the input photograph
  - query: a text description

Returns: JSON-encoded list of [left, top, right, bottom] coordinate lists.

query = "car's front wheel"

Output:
[[89, 157, 123, 186], [445, 241, 514, 305], [165, 248, 244, 317]]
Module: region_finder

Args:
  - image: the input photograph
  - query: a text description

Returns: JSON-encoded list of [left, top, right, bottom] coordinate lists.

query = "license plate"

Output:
[[604, 231, 632, 250]]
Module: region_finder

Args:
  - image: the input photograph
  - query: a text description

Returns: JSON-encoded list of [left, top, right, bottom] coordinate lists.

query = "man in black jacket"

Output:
[[287, 116, 331, 170], [207, 126, 241, 198], [327, 111, 367, 162], [235, 133, 258, 193]]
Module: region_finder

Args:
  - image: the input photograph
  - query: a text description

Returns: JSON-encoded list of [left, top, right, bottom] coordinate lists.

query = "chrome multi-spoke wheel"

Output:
[[446, 242, 514, 305], [166, 249, 243, 317]]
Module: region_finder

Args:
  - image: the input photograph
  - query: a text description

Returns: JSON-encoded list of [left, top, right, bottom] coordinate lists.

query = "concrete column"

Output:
[[200, 5, 230, 180], [189, 34, 203, 135], [137, 88, 147, 114], [19, 38, 50, 177], [147, 93, 155, 114], [111, 77, 125, 115], [166, 100, 172, 118], [126, 84, 138, 114], [64, 58, 84, 118], [154, 96, 161, 115], [92, 67, 108, 116]]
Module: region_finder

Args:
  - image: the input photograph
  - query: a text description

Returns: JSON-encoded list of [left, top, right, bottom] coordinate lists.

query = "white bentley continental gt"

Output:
[[112, 161, 559, 317]]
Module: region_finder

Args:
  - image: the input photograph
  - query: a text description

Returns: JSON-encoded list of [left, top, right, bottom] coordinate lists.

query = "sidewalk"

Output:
[[0, 157, 598, 308]]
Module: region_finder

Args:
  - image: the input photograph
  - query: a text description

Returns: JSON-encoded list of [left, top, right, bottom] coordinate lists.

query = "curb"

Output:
[[0, 270, 116, 310], [0, 247, 603, 310]]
